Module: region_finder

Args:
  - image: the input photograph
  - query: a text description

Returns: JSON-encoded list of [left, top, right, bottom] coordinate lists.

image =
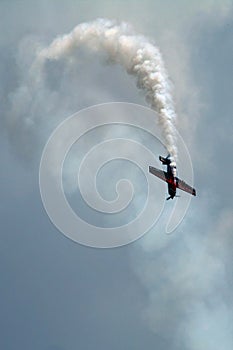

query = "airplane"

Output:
[[149, 155, 196, 200]]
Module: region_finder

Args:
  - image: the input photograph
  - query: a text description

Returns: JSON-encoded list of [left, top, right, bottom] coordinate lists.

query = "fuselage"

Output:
[[159, 156, 177, 199]]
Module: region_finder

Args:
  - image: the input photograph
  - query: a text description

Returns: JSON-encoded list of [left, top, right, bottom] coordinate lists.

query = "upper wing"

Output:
[[176, 177, 196, 196], [149, 166, 167, 183]]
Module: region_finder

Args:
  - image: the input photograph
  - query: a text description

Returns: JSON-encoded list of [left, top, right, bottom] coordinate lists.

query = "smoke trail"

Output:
[[31, 18, 177, 161]]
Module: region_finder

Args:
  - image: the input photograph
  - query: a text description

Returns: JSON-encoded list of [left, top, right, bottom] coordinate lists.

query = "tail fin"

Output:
[[160, 155, 171, 165]]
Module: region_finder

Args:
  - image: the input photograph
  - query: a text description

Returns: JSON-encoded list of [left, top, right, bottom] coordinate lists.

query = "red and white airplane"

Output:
[[149, 155, 196, 200]]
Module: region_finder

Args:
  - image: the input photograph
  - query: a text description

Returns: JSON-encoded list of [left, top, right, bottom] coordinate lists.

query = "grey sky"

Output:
[[1, 1, 233, 349]]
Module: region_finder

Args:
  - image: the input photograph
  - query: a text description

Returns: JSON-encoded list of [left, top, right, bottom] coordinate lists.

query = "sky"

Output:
[[1, 1, 233, 349]]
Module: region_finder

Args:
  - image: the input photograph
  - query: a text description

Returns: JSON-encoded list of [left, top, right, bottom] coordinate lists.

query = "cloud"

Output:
[[128, 4, 233, 349], [1, 1, 233, 349], [131, 204, 233, 349]]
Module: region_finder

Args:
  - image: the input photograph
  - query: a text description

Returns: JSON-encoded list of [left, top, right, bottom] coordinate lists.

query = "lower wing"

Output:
[[176, 177, 196, 196]]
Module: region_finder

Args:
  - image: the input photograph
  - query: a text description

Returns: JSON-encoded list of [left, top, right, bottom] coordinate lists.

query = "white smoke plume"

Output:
[[28, 18, 177, 161]]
